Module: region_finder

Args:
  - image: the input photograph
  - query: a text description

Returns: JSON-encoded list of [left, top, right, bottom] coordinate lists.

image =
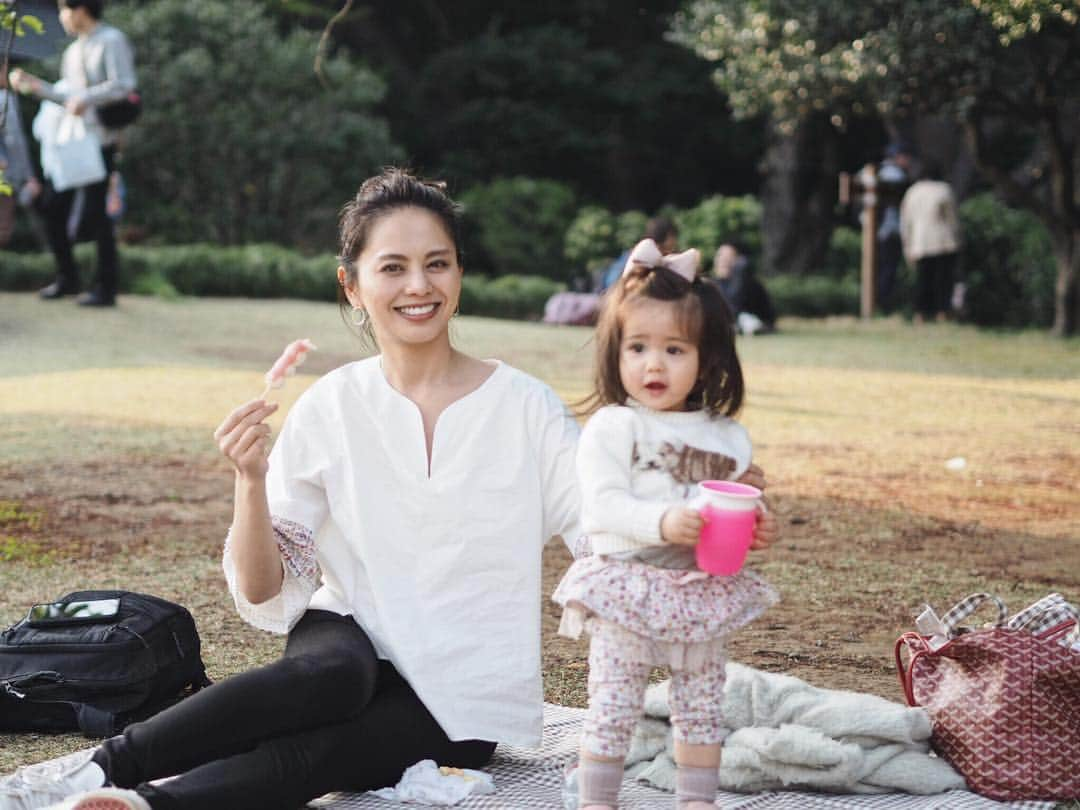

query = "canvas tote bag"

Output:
[[48, 113, 107, 192]]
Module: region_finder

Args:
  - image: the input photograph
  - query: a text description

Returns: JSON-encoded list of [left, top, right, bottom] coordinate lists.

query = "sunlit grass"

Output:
[[1, 291, 1078, 785]]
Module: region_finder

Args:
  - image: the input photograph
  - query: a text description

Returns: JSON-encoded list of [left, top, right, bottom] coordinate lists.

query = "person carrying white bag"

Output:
[[10, 0, 136, 308]]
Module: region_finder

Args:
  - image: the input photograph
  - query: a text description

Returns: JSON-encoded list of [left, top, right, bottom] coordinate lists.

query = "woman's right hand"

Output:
[[214, 399, 279, 478]]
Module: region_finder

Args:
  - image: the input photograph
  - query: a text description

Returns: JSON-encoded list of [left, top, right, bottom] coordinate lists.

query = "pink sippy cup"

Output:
[[690, 480, 762, 575]]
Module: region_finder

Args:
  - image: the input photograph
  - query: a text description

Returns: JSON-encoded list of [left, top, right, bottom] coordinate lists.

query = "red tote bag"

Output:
[[895, 593, 1080, 801]]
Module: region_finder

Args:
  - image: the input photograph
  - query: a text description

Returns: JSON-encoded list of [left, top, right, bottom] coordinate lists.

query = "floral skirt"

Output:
[[553, 555, 778, 646]]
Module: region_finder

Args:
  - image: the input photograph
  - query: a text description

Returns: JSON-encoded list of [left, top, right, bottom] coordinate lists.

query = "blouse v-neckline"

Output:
[[377, 359, 504, 478]]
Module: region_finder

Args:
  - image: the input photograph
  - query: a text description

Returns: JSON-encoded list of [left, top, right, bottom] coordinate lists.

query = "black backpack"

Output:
[[0, 590, 211, 737]]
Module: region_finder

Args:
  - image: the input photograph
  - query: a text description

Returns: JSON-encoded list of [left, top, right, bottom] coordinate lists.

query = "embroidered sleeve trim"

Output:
[[271, 515, 318, 582], [570, 533, 593, 560]]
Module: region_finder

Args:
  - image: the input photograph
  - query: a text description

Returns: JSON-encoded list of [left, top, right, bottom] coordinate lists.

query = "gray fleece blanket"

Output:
[[626, 662, 966, 795]]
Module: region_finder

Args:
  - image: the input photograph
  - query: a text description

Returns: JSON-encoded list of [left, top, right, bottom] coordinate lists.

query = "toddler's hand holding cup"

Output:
[[690, 480, 763, 575]]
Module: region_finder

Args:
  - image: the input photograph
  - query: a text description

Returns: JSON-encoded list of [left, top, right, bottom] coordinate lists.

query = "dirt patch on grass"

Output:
[[0, 456, 232, 562], [1, 364, 1077, 776], [4, 447, 1070, 721]]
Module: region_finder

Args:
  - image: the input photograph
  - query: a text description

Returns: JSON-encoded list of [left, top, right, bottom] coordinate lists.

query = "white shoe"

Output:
[[0, 751, 106, 810], [45, 788, 150, 810]]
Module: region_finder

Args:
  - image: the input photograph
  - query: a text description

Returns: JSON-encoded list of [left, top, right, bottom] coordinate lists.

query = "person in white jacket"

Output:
[[10, 0, 136, 307], [900, 163, 962, 323]]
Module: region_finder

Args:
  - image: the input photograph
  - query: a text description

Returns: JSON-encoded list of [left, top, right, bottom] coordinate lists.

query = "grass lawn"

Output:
[[1, 291, 1078, 805]]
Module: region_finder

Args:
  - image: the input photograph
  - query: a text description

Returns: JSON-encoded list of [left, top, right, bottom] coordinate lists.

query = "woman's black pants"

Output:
[[92, 610, 496, 810], [915, 252, 956, 318]]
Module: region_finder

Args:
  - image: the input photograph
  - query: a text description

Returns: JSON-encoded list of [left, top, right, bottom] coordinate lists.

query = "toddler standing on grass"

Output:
[[554, 239, 779, 810]]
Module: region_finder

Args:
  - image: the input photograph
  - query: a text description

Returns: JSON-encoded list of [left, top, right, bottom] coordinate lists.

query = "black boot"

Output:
[[39, 277, 81, 299], [77, 288, 116, 307]]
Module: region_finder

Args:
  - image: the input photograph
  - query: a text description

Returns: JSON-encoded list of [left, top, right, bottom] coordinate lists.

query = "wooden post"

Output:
[[858, 163, 878, 320]]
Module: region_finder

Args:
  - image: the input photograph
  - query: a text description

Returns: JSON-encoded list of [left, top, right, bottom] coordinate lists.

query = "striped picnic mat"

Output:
[[312, 704, 1059, 809]]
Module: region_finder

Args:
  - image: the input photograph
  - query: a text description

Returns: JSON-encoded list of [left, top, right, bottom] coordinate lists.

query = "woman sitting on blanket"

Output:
[[0, 169, 774, 810]]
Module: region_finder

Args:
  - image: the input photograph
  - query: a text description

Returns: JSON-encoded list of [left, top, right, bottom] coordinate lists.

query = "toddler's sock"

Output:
[[577, 757, 623, 809], [676, 764, 719, 807]]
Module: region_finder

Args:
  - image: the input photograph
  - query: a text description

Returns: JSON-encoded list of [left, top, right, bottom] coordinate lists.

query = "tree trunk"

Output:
[[1052, 229, 1079, 337], [760, 115, 838, 276]]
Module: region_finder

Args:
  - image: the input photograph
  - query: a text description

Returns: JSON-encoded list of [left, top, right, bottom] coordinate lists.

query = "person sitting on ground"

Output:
[[711, 242, 777, 335], [598, 215, 681, 293]]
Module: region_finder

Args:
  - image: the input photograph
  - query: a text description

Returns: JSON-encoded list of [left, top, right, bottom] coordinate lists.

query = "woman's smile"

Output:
[[395, 302, 440, 320]]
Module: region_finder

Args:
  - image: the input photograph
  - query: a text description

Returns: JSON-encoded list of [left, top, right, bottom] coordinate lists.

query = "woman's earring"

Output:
[[350, 306, 368, 328]]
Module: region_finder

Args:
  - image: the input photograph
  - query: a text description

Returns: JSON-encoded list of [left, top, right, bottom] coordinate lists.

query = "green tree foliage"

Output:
[[270, 1, 766, 212], [107, 0, 400, 247], [959, 194, 1057, 328], [673, 0, 1080, 334]]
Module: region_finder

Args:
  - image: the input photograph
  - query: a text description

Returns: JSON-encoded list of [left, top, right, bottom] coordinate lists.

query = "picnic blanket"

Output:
[[311, 703, 1058, 809]]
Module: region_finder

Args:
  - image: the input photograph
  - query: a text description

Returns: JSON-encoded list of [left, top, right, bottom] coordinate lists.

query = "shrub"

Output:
[[614, 210, 649, 251], [674, 195, 762, 267], [107, 0, 400, 248], [0, 250, 55, 290], [564, 206, 618, 275], [0, 243, 561, 320], [459, 273, 562, 320], [765, 274, 859, 317], [461, 177, 577, 280], [820, 226, 862, 280], [129, 270, 180, 300], [958, 194, 1056, 329]]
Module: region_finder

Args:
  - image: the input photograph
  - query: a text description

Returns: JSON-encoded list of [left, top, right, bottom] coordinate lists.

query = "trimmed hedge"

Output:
[[0, 241, 869, 321], [0, 244, 561, 320], [765, 274, 860, 317], [958, 194, 1056, 329], [459, 274, 563, 321]]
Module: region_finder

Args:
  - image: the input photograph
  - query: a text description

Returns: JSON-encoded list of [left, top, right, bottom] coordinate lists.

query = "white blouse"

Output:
[[222, 357, 581, 747]]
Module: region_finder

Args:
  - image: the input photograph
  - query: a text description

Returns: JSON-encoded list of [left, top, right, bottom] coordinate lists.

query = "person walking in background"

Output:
[[900, 162, 961, 324], [875, 144, 912, 313], [9, 0, 136, 308], [0, 74, 42, 247]]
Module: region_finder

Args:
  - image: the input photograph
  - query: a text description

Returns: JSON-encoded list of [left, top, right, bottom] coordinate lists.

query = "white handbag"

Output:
[[48, 114, 107, 192]]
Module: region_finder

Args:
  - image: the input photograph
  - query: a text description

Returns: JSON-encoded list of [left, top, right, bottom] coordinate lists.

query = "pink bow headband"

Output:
[[622, 239, 701, 283]]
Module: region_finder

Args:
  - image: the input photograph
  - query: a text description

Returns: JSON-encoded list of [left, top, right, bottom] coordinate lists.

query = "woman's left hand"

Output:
[[750, 507, 778, 551]]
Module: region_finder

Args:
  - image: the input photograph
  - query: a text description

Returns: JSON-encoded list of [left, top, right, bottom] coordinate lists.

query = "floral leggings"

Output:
[[582, 619, 729, 759]]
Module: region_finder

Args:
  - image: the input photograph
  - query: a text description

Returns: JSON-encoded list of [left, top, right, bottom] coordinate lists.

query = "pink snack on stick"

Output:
[[261, 339, 316, 398]]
